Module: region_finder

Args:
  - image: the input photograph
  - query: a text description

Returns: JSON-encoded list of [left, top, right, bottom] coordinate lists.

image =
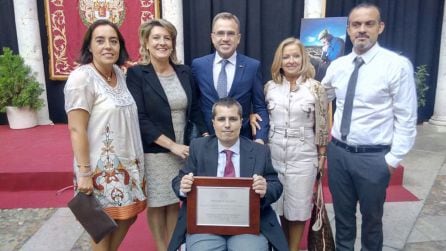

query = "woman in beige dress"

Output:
[[252, 37, 329, 250], [127, 19, 208, 250], [64, 19, 146, 251]]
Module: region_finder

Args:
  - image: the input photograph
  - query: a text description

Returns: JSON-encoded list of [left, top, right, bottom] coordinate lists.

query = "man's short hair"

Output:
[[211, 97, 243, 119], [348, 2, 382, 24], [212, 12, 241, 32]]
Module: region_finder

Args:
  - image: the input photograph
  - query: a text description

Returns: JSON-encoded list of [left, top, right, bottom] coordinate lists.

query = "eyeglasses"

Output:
[[213, 31, 238, 38]]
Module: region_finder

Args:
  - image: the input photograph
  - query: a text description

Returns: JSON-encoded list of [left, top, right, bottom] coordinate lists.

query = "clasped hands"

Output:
[[180, 173, 268, 198]]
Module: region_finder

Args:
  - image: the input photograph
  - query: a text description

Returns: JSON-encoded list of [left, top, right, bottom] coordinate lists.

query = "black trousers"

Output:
[[327, 141, 391, 251]]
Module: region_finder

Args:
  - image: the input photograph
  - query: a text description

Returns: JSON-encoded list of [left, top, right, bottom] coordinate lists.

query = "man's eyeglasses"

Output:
[[213, 31, 238, 38]]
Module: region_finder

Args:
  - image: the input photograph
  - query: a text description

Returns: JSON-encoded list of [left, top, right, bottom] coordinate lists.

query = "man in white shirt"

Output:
[[322, 3, 417, 250]]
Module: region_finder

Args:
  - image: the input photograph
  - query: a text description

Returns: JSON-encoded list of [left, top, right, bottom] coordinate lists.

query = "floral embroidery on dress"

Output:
[[93, 124, 137, 207], [90, 65, 134, 107]]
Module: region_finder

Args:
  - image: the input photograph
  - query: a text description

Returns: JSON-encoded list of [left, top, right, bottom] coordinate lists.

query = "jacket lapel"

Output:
[[228, 54, 246, 97], [239, 138, 255, 177], [207, 54, 220, 98], [141, 64, 168, 103], [205, 137, 219, 176]]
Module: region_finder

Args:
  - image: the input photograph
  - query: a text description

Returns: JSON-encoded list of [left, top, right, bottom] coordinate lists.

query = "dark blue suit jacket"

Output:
[[167, 136, 289, 251], [191, 53, 270, 141]]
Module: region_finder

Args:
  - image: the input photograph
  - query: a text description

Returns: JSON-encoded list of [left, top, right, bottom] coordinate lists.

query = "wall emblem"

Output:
[[78, 0, 126, 27]]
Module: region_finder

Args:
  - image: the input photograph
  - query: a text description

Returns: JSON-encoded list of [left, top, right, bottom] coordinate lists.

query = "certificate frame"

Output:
[[187, 177, 260, 235]]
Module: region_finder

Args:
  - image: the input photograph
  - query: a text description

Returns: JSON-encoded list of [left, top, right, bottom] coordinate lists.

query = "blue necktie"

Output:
[[340, 57, 364, 141], [217, 59, 229, 98]]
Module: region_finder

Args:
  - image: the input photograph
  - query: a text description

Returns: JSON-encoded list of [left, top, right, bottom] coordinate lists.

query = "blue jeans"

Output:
[[186, 233, 269, 251]]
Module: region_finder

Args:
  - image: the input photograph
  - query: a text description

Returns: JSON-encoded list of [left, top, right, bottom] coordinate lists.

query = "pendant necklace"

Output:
[[92, 62, 113, 82]]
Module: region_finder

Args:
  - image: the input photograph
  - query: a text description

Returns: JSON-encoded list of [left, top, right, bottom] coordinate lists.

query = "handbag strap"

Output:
[[312, 172, 326, 231]]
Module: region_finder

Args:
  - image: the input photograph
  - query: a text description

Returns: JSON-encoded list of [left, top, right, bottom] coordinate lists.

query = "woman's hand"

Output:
[[170, 143, 190, 159], [76, 175, 94, 195], [318, 156, 326, 174], [249, 113, 262, 136]]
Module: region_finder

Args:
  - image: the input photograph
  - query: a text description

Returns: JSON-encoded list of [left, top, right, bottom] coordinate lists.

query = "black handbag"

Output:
[[308, 169, 335, 251], [68, 192, 118, 243]]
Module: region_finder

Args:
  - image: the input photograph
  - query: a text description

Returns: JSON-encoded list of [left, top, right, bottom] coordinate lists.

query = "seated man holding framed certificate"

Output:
[[168, 98, 289, 251]]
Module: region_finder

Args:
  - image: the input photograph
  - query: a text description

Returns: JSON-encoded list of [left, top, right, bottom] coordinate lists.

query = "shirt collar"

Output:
[[351, 42, 381, 65], [217, 138, 240, 155], [214, 52, 237, 66]]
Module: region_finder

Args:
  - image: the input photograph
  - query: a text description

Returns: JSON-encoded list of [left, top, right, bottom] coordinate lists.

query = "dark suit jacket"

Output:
[[167, 136, 289, 251], [127, 63, 207, 153], [191, 53, 270, 141]]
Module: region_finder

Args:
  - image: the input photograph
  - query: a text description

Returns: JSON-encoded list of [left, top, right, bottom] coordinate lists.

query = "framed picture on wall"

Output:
[[300, 17, 348, 65], [44, 0, 160, 80]]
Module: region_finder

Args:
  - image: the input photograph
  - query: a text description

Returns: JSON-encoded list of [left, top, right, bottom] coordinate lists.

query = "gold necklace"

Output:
[[92, 63, 113, 82]]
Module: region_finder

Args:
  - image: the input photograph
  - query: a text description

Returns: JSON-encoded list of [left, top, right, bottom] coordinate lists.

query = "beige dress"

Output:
[[64, 64, 146, 220], [145, 73, 187, 207], [265, 77, 328, 221]]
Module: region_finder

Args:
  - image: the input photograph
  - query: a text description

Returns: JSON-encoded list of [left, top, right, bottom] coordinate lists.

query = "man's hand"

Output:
[[180, 172, 194, 194], [249, 113, 262, 136], [252, 174, 267, 198], [254, 139, 264, 145], [388, 165, 395, 175]]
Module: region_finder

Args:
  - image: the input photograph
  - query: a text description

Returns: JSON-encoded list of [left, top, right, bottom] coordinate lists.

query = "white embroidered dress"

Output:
[[64, 64, 146, 219]]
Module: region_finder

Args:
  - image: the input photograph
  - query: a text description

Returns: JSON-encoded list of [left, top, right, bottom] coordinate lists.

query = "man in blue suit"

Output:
[[192, 12, 269, 143], [168, 98, 288, 251]]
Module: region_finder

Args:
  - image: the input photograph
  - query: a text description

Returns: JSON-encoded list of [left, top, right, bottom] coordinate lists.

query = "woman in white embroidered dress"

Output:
[[252, 37, 329, 250], [64, 19, 146, 251]]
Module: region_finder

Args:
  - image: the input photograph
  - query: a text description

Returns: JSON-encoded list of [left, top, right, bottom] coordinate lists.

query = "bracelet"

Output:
[[77, 170, 93, 177], [76, 163, 91, 169], [318, 153, 327, 157]]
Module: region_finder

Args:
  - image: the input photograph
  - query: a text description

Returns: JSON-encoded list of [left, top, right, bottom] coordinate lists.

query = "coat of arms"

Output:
[[79, 0, 126, 27]]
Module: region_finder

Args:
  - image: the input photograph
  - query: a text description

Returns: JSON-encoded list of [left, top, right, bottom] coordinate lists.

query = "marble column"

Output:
[[429, 2, 446, 126], [304, 0, 326, 18], [162, 0, 184, 63], [13, 0, 53, 125]]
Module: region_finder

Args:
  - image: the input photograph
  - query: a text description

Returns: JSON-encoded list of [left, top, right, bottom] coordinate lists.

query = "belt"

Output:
[[331, 137, 390, 153], [271, 126, 312, 139]]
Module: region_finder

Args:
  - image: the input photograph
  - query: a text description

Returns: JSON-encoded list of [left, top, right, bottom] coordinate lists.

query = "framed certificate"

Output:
[[187, 177, 260, 235], [187, 176, 260, 235]]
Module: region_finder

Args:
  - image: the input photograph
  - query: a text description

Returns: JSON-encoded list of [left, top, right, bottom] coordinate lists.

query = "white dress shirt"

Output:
[[213, 52, 237, 94], [217, 139, 240, 177], [179, 139, 241, 197], [322, 43, 417, 167]]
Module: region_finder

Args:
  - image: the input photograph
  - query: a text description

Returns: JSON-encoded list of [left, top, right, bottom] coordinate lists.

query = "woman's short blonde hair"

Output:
[[271, 37, 315, 83], [138, 19, 179, 65]]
